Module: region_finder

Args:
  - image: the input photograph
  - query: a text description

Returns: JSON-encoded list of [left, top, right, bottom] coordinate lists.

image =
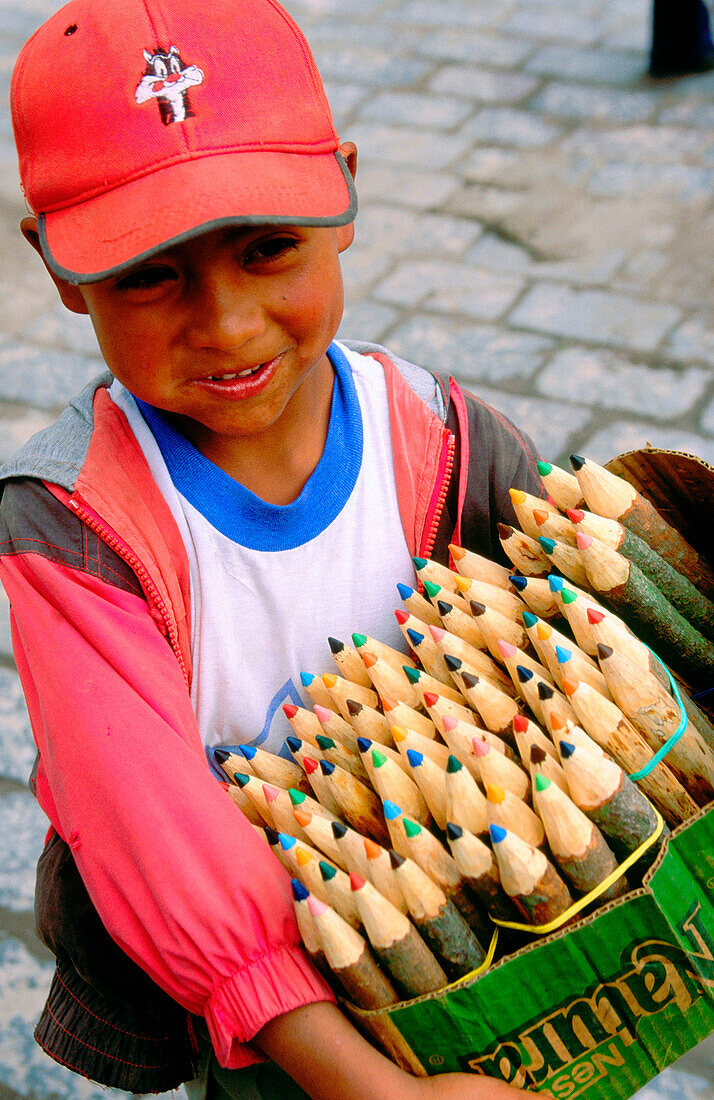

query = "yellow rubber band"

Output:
[[490, 807, 665, 935], [442, 928, 500, 989]]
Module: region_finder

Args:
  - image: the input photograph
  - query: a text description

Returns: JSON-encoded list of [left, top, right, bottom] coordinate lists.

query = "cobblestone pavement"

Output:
[[0, 0, 713, 1097]]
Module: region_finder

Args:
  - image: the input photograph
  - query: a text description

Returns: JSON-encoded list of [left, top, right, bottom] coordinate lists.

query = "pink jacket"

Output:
[[0, 345, 541, 1069]]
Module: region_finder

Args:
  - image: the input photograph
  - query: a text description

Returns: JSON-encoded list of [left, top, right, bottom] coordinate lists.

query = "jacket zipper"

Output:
[[419, 429, 455, 561], [69, 496, 190, 688]]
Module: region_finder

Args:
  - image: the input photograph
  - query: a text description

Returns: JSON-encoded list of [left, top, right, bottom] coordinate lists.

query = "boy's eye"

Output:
[[245, 236, 299, 265], [115, 265, 178, 292]]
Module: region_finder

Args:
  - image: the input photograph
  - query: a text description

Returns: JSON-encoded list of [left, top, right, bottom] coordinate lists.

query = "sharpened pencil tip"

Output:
[[569, 454, 585, 472], [490, 824, 507, 844], [327, 637, 344, 654], [397, 582, 414, 600]]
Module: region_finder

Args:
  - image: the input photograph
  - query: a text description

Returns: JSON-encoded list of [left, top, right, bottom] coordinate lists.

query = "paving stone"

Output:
[[445, 183, 521, 221], [354, 205, 484, 259], [348, 121, 473, 169], [530, 80, 657, 122], [465, 232, 535, 272], [0, 792, 46, 911], [415, 27, 535, 66], [0, 407, 55, 465], [0, 342, 106, 411], [20, 302, 100, 357], [456, 385, 592, 460], [587, 162, 714, 200], [701, 394, 714, 434], [428, 65, 538, 104], [464, 106, 563, 147], [665, 314, 714, 368], [462, 146, 525, 184], [509, 283, 682, 353], [312, 45, 433, 88], [355, 162, 461, 209], [389, 0, 507, 29], [0, 666, 35, 785], [504, 6, 602, 45], [374, 259, 525, 321], [536, 347, 710, 417], [580, 421, 714, 466], [533, 249, 627, 285], [0, 939, 126, 1100], [322, 80, 369, 127], [525, 44, 646, 84], [338, 301, 400, 344], [387, 314, 555, 381], [358, 90, 473, 129]]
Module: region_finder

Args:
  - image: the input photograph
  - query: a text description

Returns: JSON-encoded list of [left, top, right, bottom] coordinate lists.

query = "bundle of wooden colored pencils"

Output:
[[216, 453, 714, 1012]]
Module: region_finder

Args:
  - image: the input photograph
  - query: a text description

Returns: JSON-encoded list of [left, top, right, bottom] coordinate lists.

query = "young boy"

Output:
[[2, 0, 545, 1096]]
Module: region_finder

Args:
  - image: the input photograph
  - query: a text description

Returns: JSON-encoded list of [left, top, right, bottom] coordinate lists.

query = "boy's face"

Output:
[[24, 143, 357, 466]]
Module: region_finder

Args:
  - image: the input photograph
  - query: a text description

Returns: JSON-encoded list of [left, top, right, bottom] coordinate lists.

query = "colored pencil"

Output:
[[263, 784, 312, 841], [314, 731, 368, 782], [557, 735, 664, 852], [533, 774, 629, 900], [412, 555, 461, 595], [596, 644, 714, 805], [213, 746, 257, 783], [446, 822, 517, 923], [237, 744, 310, 794], [331, 821, 372, 878], [496, 637, 554, 700], [452, 573, 526, 621], [472, 736, 530, 801], [423, 578, 471, 617], [223, 779, 266, 827], [291, 842, 330, 902], [490, 824, 573, 924], [291, 880, 330, 979], [522, 611, 601, 689], [509, 574, 560, 619], [287, 786, 341, 825], [300, 670, 339, 713], [353, 631, 417, 674], [370, 747, 432, 825], [307, 895, 400, 1009], [363, 838, 408, 914], [400, 817, 489, 938], [442, 714, 515, 777], [391, 724, 451, 769], [322, 672, 379, 720], [319, 760, 390, 845], [396, 581, 442, 628], [497, 523, 552, 577], [561, 675, 698, 825], [282, 703, 322, 747], [434, 596, 485, 648], [292, 807, 346, 868], [231, 772, 276, 829], [509, 486, 560, 532], [513, 664, 546, 725], [554, 642, 611, 699], [554, 583, 615, 657], [537, 535, 588, 587], [444, 754, 489, 837], [402, 623, 454, 685], [327, 636, 374, 688], [449, 543, 513, 589], [569, 453, 714, 598], [389, 852, 487, 979], [405, 664, 465, 707], [345, 697, 393, 746], [468, 598, 528, 656], [298, 755, 344, 819], [382, 799, 412, 859], [380, 691, 438, 740], [445, 658, 520, 735], [531, 506, 577, 546], [576, 533, 714, 686], [535, 678, 580, 737], [431, 625, 517, 696], [314, 704, 362, 757], [350, 873, 448, 997], [527, 743, 569, 794], [362, 650, 422, 710], [319, 859, 362, 928], [485, 782, 545, 849], [535, 460, 584, 511], [357, 737, 410, 788], [404, 748, 448, 829], [510, 712, 558, 761]]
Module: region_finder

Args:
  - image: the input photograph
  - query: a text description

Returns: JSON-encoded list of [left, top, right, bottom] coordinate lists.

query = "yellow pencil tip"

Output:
[[391, 726, 407, 742], [486, 783, 505, 804], [509, 488, 526, 505], [295, 848, 312, 866], [536, 622, 551, 640], [322, 673, 337, 688], [453, 575, 472, 593]]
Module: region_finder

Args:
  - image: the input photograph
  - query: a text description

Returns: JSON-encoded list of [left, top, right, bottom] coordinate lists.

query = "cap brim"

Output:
[[39, 149, 357, 284]]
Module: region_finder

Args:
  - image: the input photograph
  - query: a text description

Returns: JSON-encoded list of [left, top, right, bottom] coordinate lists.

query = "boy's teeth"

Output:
[[208, 365, 260, 380]]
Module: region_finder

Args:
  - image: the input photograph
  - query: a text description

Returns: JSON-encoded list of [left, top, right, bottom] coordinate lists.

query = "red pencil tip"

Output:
[[283, 704, 298, 718], [350, 872, 366, 891], [304, 757, 318, 774], [394, 609, 409, 625], [567, 509, 584, 523], [587, 608, 605, 624], [423, 692, 439, 707], [512, 714, 529, 733]]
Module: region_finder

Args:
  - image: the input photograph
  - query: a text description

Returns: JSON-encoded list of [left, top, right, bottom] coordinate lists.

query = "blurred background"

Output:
[[0, 0, 712, 1096]]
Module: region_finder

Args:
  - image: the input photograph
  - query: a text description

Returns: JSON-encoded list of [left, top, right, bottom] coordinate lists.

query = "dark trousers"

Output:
[[650, 0, 714, 74]]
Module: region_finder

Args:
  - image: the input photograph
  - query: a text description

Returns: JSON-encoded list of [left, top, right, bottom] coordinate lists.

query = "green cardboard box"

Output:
[[347, 449, 714, 1097]]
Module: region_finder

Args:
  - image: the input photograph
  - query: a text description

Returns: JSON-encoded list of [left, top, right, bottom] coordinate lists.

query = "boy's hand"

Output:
[[255, 1002, 547, 1099]]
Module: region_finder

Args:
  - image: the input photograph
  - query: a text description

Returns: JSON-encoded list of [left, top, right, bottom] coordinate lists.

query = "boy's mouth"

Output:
[[194, 352, 285, 398]]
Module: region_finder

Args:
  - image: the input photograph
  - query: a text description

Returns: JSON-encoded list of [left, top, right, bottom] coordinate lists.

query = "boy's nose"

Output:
[[186, 278, 266, 351]]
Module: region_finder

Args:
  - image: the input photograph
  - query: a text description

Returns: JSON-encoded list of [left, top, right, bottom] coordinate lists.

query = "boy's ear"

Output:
[[20, 216, 90, 315], [336, 141, 357, 253]]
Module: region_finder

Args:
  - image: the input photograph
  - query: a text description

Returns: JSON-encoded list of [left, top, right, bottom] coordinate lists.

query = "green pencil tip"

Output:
[[535, 773, 551, 792], [537, 461, 553, 476], [319, 861, 338, 881], [423, 580, 440, 598], [403, 666, 421, 683], [371, 749, 387, 768], [352, 632, 367, 648], [561, 588, 577, 605], [403, 819, 422, 838], [288, 789, 306, 805], [446, 755, 463, 773]]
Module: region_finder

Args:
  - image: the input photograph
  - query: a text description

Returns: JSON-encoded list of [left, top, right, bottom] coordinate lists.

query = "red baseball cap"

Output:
[[12, 0, 357, 283]]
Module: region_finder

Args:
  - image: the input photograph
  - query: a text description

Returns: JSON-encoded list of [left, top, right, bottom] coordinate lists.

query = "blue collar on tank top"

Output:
[[134, 343, 363, 551]]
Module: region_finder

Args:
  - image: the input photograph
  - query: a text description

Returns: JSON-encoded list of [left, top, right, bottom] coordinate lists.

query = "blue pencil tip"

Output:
[[559, 741, 576, 758], [300, 671, 314, 687], [279, 833, 297, 850], [319, 759, 335, 775], [406, 628, 424, 646], [357, 737, 372, 753], [516, 665, 533, 682], [286, 737, 301, 752], [555, 645, 572, 664], [239, 744, 256, 760], [522, 611, 537, 628], [406, 749, 423, 767], [291, 878, 309, 900], [383, 799, 402, 820], [490, 824, 507, 844], [397, 582, 414, 600], [509, 575, 527, 591], [548, 574, 564, 592]]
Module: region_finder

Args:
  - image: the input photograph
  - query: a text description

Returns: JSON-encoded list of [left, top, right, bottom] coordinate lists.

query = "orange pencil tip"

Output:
[[391, 726, 407, 742], [533, 510, 549, 525], [381, 692, 397, 711], [364, 839, 381, 859], [536, 622, 551, 640], [549, 713, 566, 731], [449, 544, 465, 560], [362, 651, 377, 669], [293, 809, 311, 827], [561, 675, 578, 697]]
